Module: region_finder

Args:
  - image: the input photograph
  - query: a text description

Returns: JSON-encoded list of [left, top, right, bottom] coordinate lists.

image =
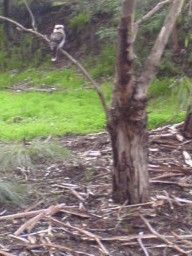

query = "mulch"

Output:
[[1, 122, 192, 256]]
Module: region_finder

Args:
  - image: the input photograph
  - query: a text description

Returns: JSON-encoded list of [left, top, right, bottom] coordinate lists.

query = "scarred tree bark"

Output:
[[107, 0, 149, 204], [108, 0, 185, 204], [183, 107, 192, 138]]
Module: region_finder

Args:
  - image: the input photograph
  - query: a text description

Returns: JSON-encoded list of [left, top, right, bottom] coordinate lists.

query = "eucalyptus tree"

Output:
[[108, 0, 185, 203]]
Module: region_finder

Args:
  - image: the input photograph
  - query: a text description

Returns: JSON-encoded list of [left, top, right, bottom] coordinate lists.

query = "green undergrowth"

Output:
[[0, 69, 188, 141], [0, 68, 85, 90], [0, 181, 26, 205], [0, 139, 71, 172]]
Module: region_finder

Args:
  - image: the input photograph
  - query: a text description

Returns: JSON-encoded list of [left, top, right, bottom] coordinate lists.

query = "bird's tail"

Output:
[[51, 47, 58, 62]]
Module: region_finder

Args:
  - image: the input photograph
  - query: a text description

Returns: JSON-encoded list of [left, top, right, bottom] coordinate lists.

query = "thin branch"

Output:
[[137, 232, 150, 256], [0, 15, 48, 41], [23, 0, 37, 31], [60, 49, 108, 115], [140, 215, 188, 255], [0, 16, 109, 118], [135, 0, 185, 100], [133, 0, 172, 43], [0, 251, 15, 256], [136, 0, 172, 25]]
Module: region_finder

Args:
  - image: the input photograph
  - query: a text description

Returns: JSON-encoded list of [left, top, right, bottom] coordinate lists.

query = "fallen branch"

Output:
[[140, 215, 188, 255], [0, 204, 89, 221], [137, 232, 150, 256], [26, 242, 94, 256], [51, 217, 109, 255], [0, 250, 15, 256]]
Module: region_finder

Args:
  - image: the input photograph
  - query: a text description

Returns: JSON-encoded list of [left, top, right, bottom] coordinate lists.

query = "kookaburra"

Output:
[[50, 24, 66, 62]]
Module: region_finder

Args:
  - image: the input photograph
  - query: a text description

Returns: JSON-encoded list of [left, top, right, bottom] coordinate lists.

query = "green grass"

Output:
[[0, 69, 188, 141], [0, 90, 105, 141], [0, 69, 85, 90]]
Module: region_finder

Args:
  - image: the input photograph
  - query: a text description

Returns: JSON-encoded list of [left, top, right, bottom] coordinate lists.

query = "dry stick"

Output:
[[0, 204, 89, 221], [140, 215, 188, 255], [0, 251, 15, 256], [0, 15, 108, 117], [163, 190, 174, 210], [23, 0, 37, 31], [137, 232, 150, 256], [55, 184, 85, 202], [150, 180, 192, 188], [172, 232, 192, 249], [50, 217, 109, 255], [14, 211, 45, 236], [27, 242, 94, 256], [52, 217, 192, 244]]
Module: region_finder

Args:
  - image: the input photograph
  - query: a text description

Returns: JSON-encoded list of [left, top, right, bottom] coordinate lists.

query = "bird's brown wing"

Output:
[[50, 32, 65, 49]]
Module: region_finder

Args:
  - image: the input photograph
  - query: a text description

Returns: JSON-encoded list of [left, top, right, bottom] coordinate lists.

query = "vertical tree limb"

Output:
[[23, 0, 37, 31], [135, 0, 185, 100]]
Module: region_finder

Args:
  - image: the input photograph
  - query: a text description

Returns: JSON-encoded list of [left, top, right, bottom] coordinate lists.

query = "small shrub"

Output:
[[69, 13, 90, 30], [88, 46, 116, 79], [0, 181, 25, 206], [0, 139, 71, 172]]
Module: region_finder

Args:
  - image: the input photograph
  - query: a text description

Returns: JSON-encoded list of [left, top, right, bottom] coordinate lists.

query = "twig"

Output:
[[172, 232, 192, 248], [23, 0, 37, 31], [140, 215, 188, 255], [136, 0, 172, 25], [14, 211, 45, 236], [60, 49, 108, 116], [150, 180, 192, 188], [9, 234, 29, 243], [157, 195, 192, 205], [54, 184, 85, 202], [26, 242, 94, 256], [50, 217, 109, 255], [163, 191, 174, 210], [0, 251, 15, 256], [137, 232, 150, 256], [0, 204, 89, 221]]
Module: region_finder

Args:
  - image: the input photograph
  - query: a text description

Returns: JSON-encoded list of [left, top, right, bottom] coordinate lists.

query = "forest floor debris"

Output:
[[1, 123, 192, 255]]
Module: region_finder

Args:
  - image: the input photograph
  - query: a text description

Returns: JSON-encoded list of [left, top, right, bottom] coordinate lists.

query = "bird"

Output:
[[50, 24, 66, 62]]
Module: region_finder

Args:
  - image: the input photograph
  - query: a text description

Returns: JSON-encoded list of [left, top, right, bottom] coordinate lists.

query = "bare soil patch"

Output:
[[1, 123, 192, 256]]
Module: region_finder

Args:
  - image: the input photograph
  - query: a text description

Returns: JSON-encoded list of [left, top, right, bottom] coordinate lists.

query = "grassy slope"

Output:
[[0, 69, 186, 141]]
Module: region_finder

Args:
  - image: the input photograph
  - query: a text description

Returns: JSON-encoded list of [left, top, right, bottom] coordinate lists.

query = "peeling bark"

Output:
[[183, 110, 192, 139], [108, 96, 149, 204]]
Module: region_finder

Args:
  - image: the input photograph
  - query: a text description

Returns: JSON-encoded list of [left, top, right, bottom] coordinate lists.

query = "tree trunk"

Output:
[[108, 0, 184, 204], [183, 108, 192, 138], [107, 0, 149, 204], [108, 95, 149, 204]]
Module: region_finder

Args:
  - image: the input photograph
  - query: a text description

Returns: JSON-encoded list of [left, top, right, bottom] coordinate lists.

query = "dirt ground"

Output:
[[1, 123, 192, 256]]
